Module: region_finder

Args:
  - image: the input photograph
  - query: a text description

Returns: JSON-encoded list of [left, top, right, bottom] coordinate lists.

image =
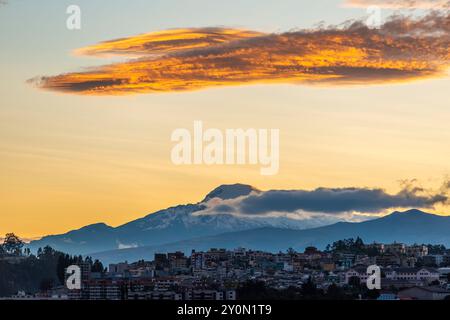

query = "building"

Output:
[[364, 243, 385, 254], [344, 267, 440, 286], [184, 290, 236, 300], [384, 243, 406, 255], [400, 256, 416, 268], [55, 245, 450, 301], [385, 267, 439, 283], [191, 251, 206, 271], [376, 253, 400, 267], [66, 262, 91, 300], [154, 278, 179, 291], [337, 253, 356, 269], [437, 267, 450, 279], [320, 260, 336, 272], [150, 291, 183, 300], [443, 255, 450, 267], [344, 267, 369, 284], [168, 251, 189, 270], [155, 253, 169, 270], [405, 245, 428, 258], [422, 255, 444, 266], [205, 248, 229, 261], [377, 293, 398, 300], [83, 279, 125, 300], [109, 262, 130, 274]]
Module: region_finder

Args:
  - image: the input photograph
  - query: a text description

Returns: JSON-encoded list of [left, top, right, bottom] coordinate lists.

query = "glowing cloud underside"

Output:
[[74, 28, 265, 57], [31, 14, 450, 95]]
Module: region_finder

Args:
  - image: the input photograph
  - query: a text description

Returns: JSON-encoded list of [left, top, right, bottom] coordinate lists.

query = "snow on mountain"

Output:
[[202, 183, 260, 201], [27, 184, 340, 255]]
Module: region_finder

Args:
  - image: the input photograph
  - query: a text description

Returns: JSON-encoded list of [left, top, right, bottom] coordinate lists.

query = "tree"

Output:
[[365, 287, 380, 300], [348, 276, 361, 288], [56, 254, 72, 284], [354, 237, 365, 252], [304, 247, 319, 255], [2, 233, 24, 255], [301, 277, 317, 297], [23, 248, 31, 256], [326, 283, 348, 300], [0, 245, 73, 297], [287, 248, 296, 256], [366, 247, 380, 257], [430, 280, 440, 286], [39, 278, 55, 293], [237, 280, 269, 299], [427, 244, 446, 255], [36, 246, 58, 261], [91, 259, 105, 273]]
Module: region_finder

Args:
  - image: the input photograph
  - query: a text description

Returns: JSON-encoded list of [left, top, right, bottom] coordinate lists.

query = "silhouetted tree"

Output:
[[23, 248, 31, 256], [427, 244, 446, 255], [365, 289, 380, 300], [1, 245, 70, 296], [348, 276, 361, 288], [326, 283, 349, 300], [301, 277, 318, 297], [91, 259, 105, 273], [2, 233, 24, 255], [287, 248, 296, 256], [39, 278, 55, 293]]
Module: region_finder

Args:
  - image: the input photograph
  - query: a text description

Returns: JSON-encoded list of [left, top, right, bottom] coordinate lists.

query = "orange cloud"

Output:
[[74, 28, 265, 58], [30, 14, 450, 95]]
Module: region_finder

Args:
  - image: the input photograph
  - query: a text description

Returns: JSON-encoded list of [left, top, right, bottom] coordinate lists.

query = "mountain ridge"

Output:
[[28, 184, 332, 254], [88, 209, 450, 264], [27, 181, 450, 261]]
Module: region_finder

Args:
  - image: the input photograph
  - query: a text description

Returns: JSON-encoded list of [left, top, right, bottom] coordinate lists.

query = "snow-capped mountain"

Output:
[[201, 183, 261, 201], [27, 184, 339, 255]]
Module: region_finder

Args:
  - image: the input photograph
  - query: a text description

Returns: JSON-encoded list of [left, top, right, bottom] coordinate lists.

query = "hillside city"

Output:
[[1, 234, 450, 300]]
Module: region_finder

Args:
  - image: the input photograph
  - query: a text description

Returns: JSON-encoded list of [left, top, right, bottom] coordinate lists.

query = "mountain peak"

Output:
[[76, 222, 112, 232], [387, 209, 439, 219], [403, 209, 428, 215], [202, 183, 260, 202]]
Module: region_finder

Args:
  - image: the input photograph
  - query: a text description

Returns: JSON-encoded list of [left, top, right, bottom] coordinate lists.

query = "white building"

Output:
[[344, 267, 439, 285], [344, 267, 370, 284], [385, 268, 439, 283]]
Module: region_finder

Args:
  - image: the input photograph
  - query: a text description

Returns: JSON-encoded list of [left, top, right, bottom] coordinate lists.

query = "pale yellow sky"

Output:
[[0, 1, 449, 238], [1, 75, 449, 237]]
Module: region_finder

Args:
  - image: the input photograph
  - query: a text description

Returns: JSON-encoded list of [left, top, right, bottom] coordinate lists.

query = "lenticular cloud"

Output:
[[30, 13, 450, 95]]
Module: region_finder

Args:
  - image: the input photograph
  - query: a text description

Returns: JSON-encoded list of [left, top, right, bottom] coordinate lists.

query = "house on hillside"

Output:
[[398, 286, 450, 300]]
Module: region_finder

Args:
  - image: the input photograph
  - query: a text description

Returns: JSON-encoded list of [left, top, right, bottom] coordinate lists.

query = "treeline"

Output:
[[0, 233, 105, 297], [325, 237, 380, 256], [237, 278, 379, 300], [325, 237, 448, 256]]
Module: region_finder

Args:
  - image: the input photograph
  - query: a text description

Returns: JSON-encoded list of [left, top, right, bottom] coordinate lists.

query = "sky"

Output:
[[0, 0, 449, 238]]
